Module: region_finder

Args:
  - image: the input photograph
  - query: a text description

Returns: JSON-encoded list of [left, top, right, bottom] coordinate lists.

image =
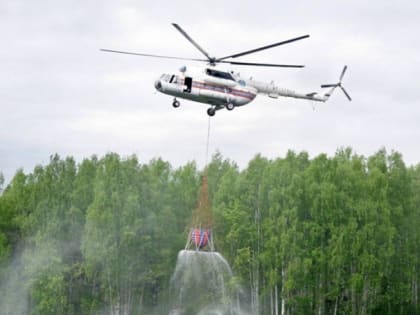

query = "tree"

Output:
[[0, 172, 4, 195]]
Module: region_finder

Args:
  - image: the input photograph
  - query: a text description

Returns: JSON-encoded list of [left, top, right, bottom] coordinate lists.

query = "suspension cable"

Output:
[[205, 116, 211, 166]]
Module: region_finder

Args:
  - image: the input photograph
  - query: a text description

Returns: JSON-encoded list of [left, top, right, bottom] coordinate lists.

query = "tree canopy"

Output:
[[0, 149, 419, 315]]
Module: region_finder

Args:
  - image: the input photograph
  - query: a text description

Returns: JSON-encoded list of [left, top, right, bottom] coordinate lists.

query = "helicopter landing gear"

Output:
[[207, 107, 216, 117], [207, 104, 230, 117], [226, 103, 234, 111], [207, 105, 224, 117], [172, 98, 180, 108]]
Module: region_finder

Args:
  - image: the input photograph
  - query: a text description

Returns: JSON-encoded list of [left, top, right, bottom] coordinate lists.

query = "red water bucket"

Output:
[[191, 229, 210, 248]]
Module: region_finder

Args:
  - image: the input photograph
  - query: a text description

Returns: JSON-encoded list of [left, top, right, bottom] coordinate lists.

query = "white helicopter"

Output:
[[101, 23, 351, 117]]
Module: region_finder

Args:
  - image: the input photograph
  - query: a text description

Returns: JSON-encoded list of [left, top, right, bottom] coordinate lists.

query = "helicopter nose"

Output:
[[154, 80, 162, 90]]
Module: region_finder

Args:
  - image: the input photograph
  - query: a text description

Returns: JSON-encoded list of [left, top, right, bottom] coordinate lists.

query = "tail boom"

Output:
[[245, 65, 350, 103], [246, 79, 333, 102]]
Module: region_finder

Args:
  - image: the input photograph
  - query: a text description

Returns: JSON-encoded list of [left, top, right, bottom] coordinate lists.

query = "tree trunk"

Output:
[[270, 287, 274, 315], [413, 265, 418, 307], [333, 295, 339, 315], [351, 263, 358, 315], [107, 269, 115, 315], [254, 206, 261, 315], [250, 258, 259, 315], [138, 285, 145, 314], [281, 267, 286, 315], [361, 278, 369, 315], [124, 286, 132, 315], [318, 272, 325, 315]]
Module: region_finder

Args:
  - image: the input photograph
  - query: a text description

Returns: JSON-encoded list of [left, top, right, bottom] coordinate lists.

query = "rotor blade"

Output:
[[321, 84, 338, 88], [339, 65, 347, 81], [217, 34, 310, 61], [340, 86, 352, 101], [100, 49, 208, 62], [172, 23, 212, 61], [219, 60, 305, 68]]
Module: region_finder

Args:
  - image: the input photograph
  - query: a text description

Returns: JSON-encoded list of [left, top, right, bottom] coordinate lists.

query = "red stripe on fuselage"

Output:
[[190, 81, 256, 100]]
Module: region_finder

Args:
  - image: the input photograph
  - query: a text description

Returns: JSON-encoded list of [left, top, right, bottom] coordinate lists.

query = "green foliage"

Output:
[[0, 232, 9, 264], [1, 150, 420, 314], [0, 172, 4, 194]]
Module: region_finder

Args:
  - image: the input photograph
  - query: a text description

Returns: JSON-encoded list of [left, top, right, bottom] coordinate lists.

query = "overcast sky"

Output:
[[1, 0, 420, 184]]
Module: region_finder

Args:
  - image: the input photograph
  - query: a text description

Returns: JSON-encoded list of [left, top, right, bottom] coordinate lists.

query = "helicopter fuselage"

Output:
[[153, 65, 341, 116], [154, 67, 257, 110]]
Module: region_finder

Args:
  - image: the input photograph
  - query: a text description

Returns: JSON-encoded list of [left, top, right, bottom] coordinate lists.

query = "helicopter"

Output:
[[101, 23, 351, 117]]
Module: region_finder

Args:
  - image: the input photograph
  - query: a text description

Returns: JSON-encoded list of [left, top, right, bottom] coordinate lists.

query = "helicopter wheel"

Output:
[[172, 99, 180, 108], [226, 103, 234, 111], [207, 108, 216, 117]]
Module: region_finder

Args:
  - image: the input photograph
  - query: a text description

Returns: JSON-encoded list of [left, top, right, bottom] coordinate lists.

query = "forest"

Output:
[[0, 148, 420, 315]]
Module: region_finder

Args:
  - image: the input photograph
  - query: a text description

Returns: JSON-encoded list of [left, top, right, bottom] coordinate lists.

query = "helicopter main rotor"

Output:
[[101, 23, 310, 68]]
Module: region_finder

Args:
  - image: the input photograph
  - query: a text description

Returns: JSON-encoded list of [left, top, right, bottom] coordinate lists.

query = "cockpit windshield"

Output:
[[160, 74, 172, 82], [160, 74, 179, 83]]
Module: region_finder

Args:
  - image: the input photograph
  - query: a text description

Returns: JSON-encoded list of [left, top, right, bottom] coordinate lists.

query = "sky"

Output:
[[1, 0, 420, 184]]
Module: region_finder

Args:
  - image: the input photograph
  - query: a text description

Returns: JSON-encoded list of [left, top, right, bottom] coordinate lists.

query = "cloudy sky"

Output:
[[1, 0, 419, 184]]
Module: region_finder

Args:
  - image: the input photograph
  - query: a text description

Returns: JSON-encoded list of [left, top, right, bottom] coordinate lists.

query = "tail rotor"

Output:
[[321, 65, 352, 101]]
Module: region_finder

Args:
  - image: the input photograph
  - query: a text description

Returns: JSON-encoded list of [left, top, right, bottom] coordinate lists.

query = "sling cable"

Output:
[[185, 117, 214, 251]]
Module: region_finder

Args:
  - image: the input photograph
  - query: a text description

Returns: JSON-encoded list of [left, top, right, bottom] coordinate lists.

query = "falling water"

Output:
[[169, 250, 250, 315]]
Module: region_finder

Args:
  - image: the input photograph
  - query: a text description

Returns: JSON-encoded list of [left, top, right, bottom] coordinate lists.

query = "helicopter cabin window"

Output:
[[169, 75, 175, 83], [206, 68, 235, 81]]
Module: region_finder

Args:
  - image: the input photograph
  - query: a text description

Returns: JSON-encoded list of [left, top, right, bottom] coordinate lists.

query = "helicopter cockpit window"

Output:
[[160, 74, 172, 82], [206, 68, 235, 81]]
